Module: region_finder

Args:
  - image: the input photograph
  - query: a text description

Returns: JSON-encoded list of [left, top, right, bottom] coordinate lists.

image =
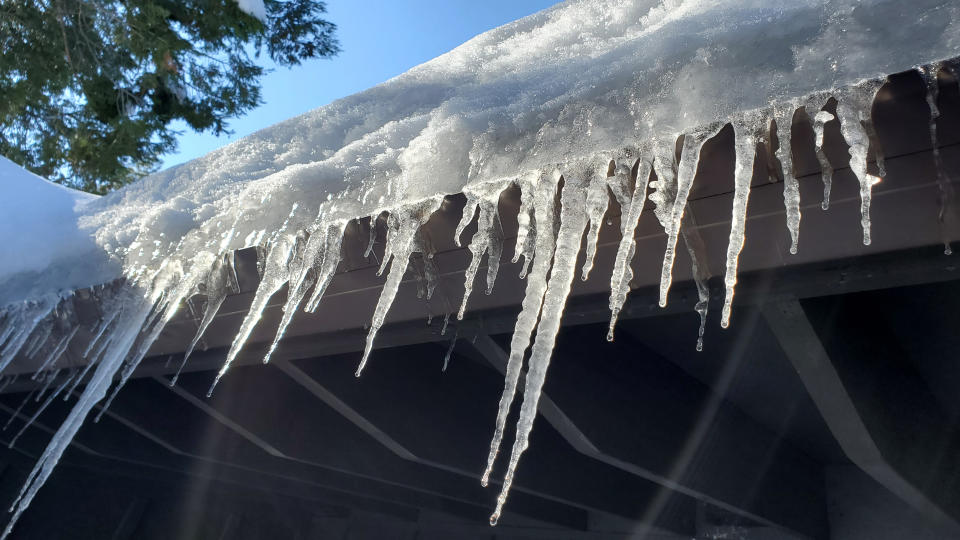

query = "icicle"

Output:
[[721, 113, 766, 329], [862, 113, 886, 179], [3, 390, 36, 431], [262, 220, 347, 365], [682, 224, 711, 352], [10, 370, 78, 449], [172, 252, 240, 385], [209, 207, 303, 395], [647, 130, 717, 344], [3, 291, 156, 540], [455, 181, 508, 320], [97, 291, 182, 421], [65, 343, 105, 400], [919, 63, 955, 255], [32, 326, 78, 378], [33, 369, 60, 403], [0, 301, 55, 373], [607, 146, 653, 340], [22, 323, 53, 359], [657, 123, 724, 308], [85, 332, 114, 373], [454, 194, 481, 247], [512, 174, 538, 279], [489, 170, 592, 525], [482, 169, 561, 487], [81, 310, 119, 359], [416, 230, 440, 301], [304, 222, 349, 313], [442, 328, 458, 372], [355, 197, 443, 376], [100, 256, 215, 421], [437, 313, 449, 336], [835, 80, 884, 246], [581, 160, 614, 281], [772, 104, 802, 255], [0, 313, 14, 351], [364, 213, 379, 259], [804, 96, 836, 210], [650, 138, 679, 231], [605, 153, 635, 210]]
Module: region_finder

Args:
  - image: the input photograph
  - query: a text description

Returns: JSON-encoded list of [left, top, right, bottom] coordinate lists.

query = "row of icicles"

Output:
[[0, 60, 957, 536]]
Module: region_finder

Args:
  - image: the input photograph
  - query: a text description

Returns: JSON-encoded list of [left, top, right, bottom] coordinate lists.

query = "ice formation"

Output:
[[919, 62, 957, 255], [1, 0, 959, 535], [454, 180, 508, 320]]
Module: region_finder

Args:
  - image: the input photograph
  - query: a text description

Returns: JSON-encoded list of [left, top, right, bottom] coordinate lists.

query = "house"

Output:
[[0, 1, 958, 538]]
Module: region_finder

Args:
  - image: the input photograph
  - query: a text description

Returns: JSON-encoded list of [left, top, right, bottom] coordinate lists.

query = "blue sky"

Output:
[[162, 0, 559, 168]]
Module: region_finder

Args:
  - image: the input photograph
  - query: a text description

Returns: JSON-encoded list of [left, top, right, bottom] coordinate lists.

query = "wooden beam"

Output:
[[763, 298, 960, 535], [465, 333, 828, 539]]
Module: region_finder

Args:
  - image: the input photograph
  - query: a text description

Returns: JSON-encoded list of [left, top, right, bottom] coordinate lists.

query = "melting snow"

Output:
[[1, 0, 960, 535]]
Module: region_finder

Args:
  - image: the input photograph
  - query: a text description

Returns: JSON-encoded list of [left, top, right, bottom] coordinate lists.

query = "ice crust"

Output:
[[1, 0, 959, 534]]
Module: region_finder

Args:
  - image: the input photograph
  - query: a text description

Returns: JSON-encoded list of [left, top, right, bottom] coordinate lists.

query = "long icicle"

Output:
[[364, 213, 379, 258], [490, 169, 598, 525], [441, 328, 458, 372], [22, 323, 53, 360], [481, 169, 560, 487], [580, 160, 614, 281], [454, 181, 508, 320], [658, 123, 724, 308], [209, 206, 303, 395], [774, 104, 802, 255], [805, 96, 836, 210], [0, 301, 55, 373], [33, 369, 61, 403], [355, 197, 442, 376], [919, 63, 955, 255], [65, 342, 106, 400], [96, 265, 199, 421], [607, 146, 653, 340], [33, 326, 78, 377], [10, 370, 78, 448], [512, 175, 537, 279], [2, 289, 155, 540], [3, 390, 36, 432], [304, 221, 349, 313], [263, 219, 347, 364], [681, 218, 712, 352], [172, 252, 239, 385], [721, 113, 765, 328], [81, 309, 119, 359], [835, 80, 884, 246]]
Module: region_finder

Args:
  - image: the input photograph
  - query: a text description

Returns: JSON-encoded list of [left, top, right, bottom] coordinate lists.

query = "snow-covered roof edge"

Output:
[[1, 0, 959, 535]]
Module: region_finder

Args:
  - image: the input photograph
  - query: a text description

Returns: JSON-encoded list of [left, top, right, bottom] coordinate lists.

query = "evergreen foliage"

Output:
[[0, 0, 339, 193]]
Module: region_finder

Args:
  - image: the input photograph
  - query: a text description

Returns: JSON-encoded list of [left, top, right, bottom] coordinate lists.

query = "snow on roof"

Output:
[[1, 0, 959, 536], [4, 0, 960, 303], [0, 157, 118, 306]]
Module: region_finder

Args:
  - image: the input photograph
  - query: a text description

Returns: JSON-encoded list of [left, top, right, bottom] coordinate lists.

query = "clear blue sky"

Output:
[[162, 0, 559, 168]]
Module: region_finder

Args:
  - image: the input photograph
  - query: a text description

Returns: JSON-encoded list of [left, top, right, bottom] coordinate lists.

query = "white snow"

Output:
[[3, 0, 960, 302], [0, 157, 114, 305], [1, 0, 960, 535], [236, 0, 267, 21]]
